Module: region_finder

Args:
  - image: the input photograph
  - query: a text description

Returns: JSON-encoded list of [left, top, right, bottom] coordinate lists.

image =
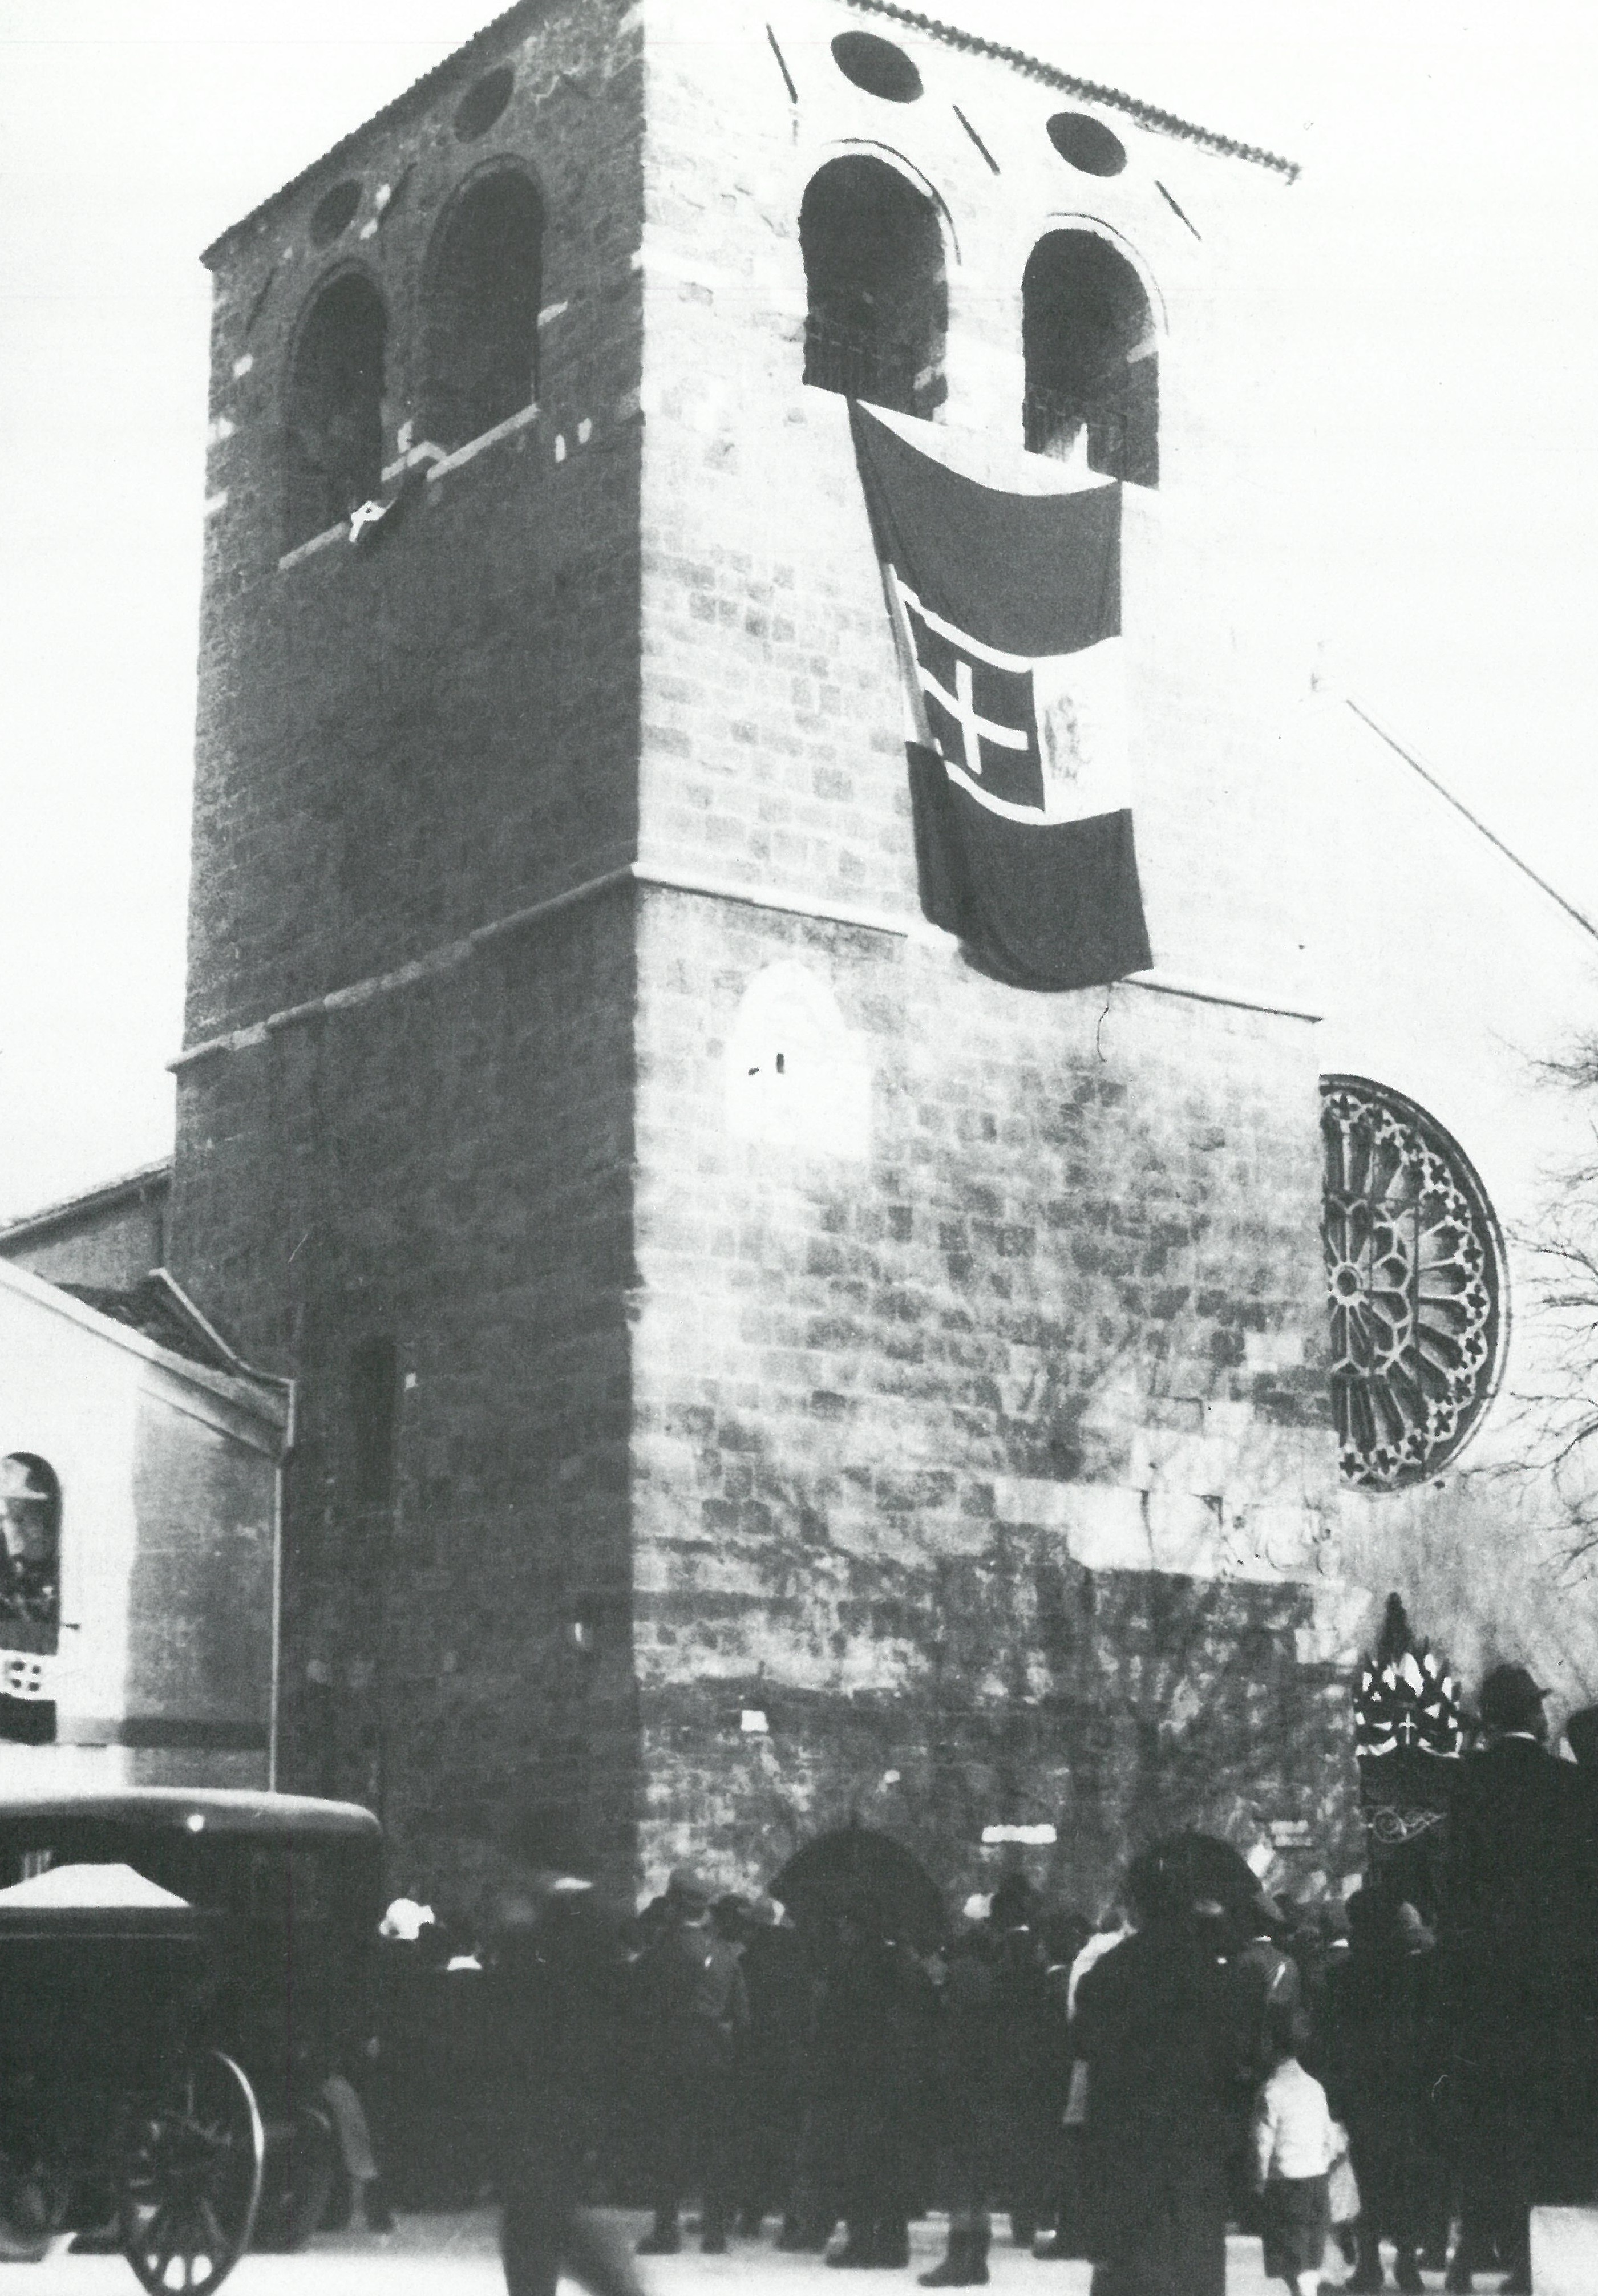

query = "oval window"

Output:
[[310, 179, 363, 248], [455, 64, 516, 142], [831, 31, 923, 103], [1046, 112, 1128, 179]]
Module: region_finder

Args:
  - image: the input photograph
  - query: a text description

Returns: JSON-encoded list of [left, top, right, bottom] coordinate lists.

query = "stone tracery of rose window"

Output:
[[1320, 1076, 1506, 1491]]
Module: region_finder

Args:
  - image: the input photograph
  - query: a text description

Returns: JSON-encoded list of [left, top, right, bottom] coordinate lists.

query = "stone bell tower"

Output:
[[172, 0, 1356, 1909]]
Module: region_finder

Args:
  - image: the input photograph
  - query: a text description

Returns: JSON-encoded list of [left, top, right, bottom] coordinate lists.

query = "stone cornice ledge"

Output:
[[171, 860, 1318, 1069]]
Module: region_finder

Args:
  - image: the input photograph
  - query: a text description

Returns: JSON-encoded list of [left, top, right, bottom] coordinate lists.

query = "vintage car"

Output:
[[0, 1785, 382, 2289]]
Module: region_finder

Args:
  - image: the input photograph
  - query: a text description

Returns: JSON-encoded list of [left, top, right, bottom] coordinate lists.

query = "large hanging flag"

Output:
[[850, 402, 1152, 991]]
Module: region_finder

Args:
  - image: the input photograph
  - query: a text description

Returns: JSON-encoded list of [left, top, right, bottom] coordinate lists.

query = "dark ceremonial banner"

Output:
[[851, 401, 1152, 991]]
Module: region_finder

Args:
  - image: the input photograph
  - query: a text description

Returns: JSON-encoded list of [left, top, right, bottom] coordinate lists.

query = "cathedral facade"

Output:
[[165, 0, 1597, 1910]]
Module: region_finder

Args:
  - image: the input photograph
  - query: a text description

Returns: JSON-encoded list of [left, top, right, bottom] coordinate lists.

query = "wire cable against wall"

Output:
[[1346, 698, 1598, 946]]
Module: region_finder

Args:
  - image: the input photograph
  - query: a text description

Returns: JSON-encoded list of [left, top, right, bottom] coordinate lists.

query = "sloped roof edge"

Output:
[[200, 0, 548, 268], [0, 1159, 172, 1250], [54, 1275, 238, 1378], [0, 1259, 289, 1443], [200, 0, 1294, 268], [842, 0, 1300, 178]]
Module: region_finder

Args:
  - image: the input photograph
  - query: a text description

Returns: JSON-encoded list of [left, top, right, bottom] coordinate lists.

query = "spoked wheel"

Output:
[[120, 2050, 264, 2296]]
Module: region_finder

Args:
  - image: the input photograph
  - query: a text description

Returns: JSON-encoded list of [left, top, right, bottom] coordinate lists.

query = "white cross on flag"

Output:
[[892, 573, 1127, 828]]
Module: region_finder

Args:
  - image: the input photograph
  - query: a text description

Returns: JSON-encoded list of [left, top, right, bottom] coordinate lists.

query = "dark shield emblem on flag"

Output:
[[849, 401, 1153, 991]]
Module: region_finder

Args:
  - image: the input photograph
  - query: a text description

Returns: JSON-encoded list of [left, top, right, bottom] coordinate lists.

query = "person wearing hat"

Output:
[[811, 1889, 934, 2271], [986, 1874, 1055, 2253], [484, 1861, 643, 2296], [632, 1868, 749, 2256], [1320, 1884, 1443, 2295], [1435, 1661, 1580, 2293], [917, 1902, 1000, 2287], [727, 1895, 812, 2244], [1222, 1892, 1304, 2231], [1558, 1702, 1598, 2213], [1074, 1843, 1242, 2296]]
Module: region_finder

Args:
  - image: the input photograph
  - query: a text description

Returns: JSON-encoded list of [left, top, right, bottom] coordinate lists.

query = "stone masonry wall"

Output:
[[637, 0, 1314, 1006], [626, 0, 1354, 1913], [0, 1182, 169, 1291], [172, 895, 638, 1904], [171, 0, 649, 1901], [186, 0, 644, 1042], [169, 0, 1372, 1914], [1305, 696, 1598, 1728], [630, 885, 1350, 1914]]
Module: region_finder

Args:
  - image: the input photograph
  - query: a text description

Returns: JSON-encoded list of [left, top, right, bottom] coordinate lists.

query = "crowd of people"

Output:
[[378, 1659, 1598, 2296]]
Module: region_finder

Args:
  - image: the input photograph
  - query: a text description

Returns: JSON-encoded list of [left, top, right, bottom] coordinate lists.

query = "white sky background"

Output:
[[0, 0, 1595, 1218]]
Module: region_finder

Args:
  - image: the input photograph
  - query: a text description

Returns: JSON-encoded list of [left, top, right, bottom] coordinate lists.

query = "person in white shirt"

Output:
[[1252, 2005, 1341, 2295]]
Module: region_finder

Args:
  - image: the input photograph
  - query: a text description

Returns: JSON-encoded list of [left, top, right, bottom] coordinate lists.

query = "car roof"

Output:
[[0, 1787, 381, 1841]]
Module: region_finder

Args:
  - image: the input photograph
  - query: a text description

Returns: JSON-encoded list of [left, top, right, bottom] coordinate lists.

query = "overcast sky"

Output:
[[2, 0, 1595, 1218]]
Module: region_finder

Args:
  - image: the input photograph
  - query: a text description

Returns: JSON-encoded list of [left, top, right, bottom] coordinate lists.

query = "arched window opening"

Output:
[[0, 1455, 60, 1658], [770, 1824, 944, 1946], [421, 171, 543, 452], [800, 157, 946, 419], [284, 273, 387, 548], [1022, 231, 1158, 486]]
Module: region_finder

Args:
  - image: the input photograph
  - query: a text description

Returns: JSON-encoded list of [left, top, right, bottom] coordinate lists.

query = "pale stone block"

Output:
[[992, 1477, 1154, 1570], [1160, 1434, 1235, 1497], [724, 959, 871, 1159], [1145, 1492, 1225, 1574], [992, 1476, 1079, 1529], [1062, 1487, 1154, 1573], [1244, 1327, 1305, 1372], [1213, 1502, 1331, 1584], [992, 1476, 1344, 1585], [1203, 1400, 1253, 1441]]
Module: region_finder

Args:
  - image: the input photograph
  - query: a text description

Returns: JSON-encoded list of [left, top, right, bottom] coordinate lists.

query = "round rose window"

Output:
[[1320, 1076, 1506, 1490]]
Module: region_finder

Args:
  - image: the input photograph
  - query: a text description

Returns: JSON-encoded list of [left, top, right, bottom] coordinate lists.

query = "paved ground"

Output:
[[18, 2209, 1535, 2294]]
